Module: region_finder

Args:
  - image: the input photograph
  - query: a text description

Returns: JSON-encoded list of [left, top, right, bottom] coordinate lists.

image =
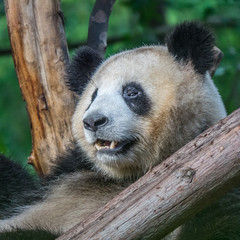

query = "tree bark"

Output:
[[57, 108, 240, 240], [87, 0, 116, 58], [4, 0, 75, 175]]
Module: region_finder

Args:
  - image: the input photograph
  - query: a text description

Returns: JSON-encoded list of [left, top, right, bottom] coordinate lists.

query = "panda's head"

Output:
[[67, 22, 226, 179]]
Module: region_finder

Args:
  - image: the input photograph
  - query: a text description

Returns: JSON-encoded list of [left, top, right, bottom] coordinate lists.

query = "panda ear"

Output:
[[166, 22, 215, 75], [66, 46, 103, 95]]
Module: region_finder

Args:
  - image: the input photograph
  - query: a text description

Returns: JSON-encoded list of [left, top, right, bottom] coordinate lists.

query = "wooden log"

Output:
[[58, 108, 240, 240], [4, 0, 75, 175]]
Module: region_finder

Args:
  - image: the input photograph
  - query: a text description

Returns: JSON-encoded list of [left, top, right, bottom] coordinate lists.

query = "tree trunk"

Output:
[[4, 0, 117, 175], [57, 108, 240, 240], [4, 0, 75, 175]]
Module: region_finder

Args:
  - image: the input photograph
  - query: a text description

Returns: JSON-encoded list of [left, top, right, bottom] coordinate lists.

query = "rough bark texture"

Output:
[[87, 0, 116, 58], [58, 108, 240, 240], [4, 0, 75, 175]]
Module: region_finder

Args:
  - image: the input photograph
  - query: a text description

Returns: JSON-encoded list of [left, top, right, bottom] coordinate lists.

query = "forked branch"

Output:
[[4, 0, 74, 175]]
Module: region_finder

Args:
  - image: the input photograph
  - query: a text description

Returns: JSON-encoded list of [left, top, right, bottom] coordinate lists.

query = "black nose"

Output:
[[83, 114, 109, 132]]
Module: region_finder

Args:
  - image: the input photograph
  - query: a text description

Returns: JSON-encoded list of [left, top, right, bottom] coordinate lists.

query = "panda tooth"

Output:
[[111, 141, 118, 149], [95, 140, 117, 150], [110, 141, 116, 149], [95, 143, 101, 150]]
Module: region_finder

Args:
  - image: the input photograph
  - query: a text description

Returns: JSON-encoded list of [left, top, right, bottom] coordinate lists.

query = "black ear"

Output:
[[166, 22, 215, 75], [66, 46, 103, 95]]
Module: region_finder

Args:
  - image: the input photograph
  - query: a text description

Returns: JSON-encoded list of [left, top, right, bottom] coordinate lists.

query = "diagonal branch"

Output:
[[57, 108, 240, 240], [87, 0, 116, 58]]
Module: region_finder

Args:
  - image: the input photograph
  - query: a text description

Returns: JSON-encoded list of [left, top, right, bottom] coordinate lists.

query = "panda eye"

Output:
[[123, 86, 141, 99], [122, 82, 151, 116]]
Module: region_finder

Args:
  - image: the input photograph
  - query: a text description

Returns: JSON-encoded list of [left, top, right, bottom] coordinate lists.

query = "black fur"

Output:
[[91, 88, 98, 103], [85, 88, 98, 112], [46, 143, 93, 181], [0, 146, 92, 239], [0, 154, 41, 218], [66, 46, 103, 96], [166, 22, 215, 75], [0, 145, 92, 213], [0, 229, 57, 240]]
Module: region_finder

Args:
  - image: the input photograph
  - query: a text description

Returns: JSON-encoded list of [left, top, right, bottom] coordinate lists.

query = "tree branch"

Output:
[[87, 0, 116, 58], [57, 108, 240, 240], [4, 0, 75, 175]]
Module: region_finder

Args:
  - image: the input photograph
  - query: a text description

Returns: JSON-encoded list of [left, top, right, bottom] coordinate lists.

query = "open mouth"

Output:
[[94, 139, 135, 154]]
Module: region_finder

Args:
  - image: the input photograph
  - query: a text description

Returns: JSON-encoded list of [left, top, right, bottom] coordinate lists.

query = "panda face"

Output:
[[72, 47, 185, 178], [70, 23, 227, 179]]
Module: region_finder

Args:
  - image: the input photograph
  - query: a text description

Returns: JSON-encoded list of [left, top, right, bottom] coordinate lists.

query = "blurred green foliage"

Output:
[[0, 0, 239, 165]]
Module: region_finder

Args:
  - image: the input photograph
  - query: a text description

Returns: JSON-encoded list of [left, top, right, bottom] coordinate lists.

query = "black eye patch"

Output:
[[91, 88, 98, 102], [85, 88, 98, 112], [122, 82, 151, 116]]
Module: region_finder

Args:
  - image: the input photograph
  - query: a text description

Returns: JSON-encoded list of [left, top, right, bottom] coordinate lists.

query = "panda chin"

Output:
[[94, 139, 135, 155]]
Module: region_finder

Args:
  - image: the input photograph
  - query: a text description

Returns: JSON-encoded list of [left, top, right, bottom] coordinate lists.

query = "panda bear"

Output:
[[0, 22, 239, 239]]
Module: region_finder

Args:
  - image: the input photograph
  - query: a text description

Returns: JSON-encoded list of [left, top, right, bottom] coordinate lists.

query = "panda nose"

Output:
[[83, 114, 109, 132]]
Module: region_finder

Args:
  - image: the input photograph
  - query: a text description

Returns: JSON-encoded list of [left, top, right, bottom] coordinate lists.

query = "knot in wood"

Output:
[[179, 168, 196, 183], [92, 10, 107, 23], [38, 94, 48, 110]]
